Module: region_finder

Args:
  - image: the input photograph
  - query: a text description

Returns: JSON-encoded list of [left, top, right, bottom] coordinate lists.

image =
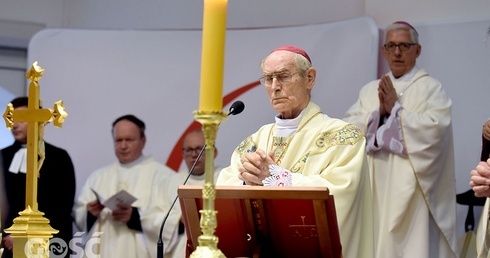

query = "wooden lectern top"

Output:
[[178, 185, 342, 258]]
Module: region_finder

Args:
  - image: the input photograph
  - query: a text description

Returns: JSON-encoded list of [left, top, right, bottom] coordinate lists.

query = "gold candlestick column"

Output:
[[190, 111, 226, 258]]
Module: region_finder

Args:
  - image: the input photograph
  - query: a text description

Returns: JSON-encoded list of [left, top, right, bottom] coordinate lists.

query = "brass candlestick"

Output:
[[190, 110, 226, 258]]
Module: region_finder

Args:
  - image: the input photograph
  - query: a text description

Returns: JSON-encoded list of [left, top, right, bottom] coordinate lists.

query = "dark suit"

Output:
[[1, 141, 76, 258]]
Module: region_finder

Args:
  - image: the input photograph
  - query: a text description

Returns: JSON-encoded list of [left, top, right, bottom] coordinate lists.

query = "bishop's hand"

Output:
[[239, 149, 276, 185], [378, 75, 398, 116], [470, 159, 490, 198]]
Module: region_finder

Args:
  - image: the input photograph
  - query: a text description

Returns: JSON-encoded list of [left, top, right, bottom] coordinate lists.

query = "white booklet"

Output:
[[91, 188, 137, 210]]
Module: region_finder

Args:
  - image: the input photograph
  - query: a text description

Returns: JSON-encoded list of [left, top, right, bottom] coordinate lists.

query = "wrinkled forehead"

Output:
[[262, 51, 297, 73]]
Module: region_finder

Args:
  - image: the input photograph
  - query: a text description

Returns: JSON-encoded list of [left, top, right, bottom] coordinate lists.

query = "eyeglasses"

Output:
[[259, 72, 298, 86], [383, 42, 418, 52], [183, 146, 204, 156]]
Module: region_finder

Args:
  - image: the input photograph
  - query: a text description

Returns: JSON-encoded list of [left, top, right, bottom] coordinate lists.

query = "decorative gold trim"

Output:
[[290, 124, 362, 173], [190, 111, 226, 258], [3, 62, 65, 258]]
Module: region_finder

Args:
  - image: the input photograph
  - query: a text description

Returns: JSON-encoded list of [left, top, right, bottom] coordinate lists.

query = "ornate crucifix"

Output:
[[2, 61, 67, 257], [3, 61, 67, 211]]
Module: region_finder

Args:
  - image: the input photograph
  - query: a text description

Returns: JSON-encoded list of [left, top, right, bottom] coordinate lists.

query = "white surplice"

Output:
[[74, 156, 174, 258], [344, 69, 458, 258]]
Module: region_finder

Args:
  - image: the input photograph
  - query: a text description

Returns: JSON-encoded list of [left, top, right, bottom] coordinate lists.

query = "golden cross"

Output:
[[2, 61, 67, 211]]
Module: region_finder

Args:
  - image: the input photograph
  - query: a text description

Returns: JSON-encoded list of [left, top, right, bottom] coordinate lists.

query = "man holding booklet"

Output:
[[74, 114, 174, 258]]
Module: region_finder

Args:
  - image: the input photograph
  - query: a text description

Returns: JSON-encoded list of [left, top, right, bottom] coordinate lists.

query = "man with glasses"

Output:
[[344, 21, 457, 258], [218, 45, 374, 258], [74, 114, 174, 258], [164, 129, 221, 257], [180, 129, 220, 182]]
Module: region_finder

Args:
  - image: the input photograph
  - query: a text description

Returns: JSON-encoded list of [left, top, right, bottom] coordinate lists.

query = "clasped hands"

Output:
[[378, 75, 398, 117], [470, 158, 490, 198], [469, 121, 490, 198], [87, 200, 133, 223], [239, 149, 276, 185]]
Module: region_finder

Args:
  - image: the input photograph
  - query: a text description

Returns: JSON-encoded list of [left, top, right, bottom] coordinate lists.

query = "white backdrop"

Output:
[[23, 16, 378, 199]]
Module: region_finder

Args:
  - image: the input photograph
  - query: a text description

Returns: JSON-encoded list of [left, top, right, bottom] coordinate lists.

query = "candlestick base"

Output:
[[190, 245, 226, 258], [191, 111, 227, 258], [5, 206, 58, 258]]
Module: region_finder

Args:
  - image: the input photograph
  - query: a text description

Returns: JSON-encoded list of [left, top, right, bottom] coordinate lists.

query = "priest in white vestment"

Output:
[[343, 21, 458, 258], [74, 115, 175, 258], [217, 45, 375, 258], [164, 129, 221, 258]]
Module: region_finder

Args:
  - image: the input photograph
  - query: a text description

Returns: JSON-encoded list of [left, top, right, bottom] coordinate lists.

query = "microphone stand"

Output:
[[157, 145, 206, 258]]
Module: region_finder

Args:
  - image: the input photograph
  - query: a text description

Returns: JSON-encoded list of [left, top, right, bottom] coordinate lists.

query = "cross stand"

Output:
[[2, 61, 68, 258]]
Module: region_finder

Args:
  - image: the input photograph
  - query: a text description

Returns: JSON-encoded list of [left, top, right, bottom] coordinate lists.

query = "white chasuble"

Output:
[[344, 69, 458, 258], [477, 198, 490, 258], [218, 102, 375, 258]]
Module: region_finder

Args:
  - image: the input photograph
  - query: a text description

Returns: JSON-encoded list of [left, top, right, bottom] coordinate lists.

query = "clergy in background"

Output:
[[344, 21, 457, 258], [1, 96, 76, 258], [164, 128, 222, 257], [74, 114, 174, 258]]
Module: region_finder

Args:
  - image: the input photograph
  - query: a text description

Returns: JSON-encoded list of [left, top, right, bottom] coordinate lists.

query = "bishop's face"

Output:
[[12, 106, 28, 144], [261, 51, 314, 119], [382, 29, 421, 78]]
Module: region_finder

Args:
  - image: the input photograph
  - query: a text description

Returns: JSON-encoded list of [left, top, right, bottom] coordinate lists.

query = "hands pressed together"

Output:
[[470, 159, 490, 198], [87, 200, 132, 223], [469, 120, 490, 198], [238, 149, 276, 185], [378, 75, 398, 117]]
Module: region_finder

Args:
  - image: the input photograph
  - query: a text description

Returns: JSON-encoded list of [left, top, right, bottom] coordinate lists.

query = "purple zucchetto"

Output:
[[271, 45, 312, 64]]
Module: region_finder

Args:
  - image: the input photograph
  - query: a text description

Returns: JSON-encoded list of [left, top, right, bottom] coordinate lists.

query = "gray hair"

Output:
[[384, 23, 419, 44]]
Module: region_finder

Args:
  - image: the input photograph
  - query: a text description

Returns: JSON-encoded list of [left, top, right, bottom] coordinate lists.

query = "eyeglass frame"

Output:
[[383, 42, 418, 52], [259, 71, 299, 86], [182, 146, 204, 156]]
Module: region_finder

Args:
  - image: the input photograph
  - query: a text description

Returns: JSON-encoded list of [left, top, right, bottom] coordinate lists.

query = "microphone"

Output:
[[157, 101, 245, 258], [228, 100, 245, 116], [157, 146, 205, 258]]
